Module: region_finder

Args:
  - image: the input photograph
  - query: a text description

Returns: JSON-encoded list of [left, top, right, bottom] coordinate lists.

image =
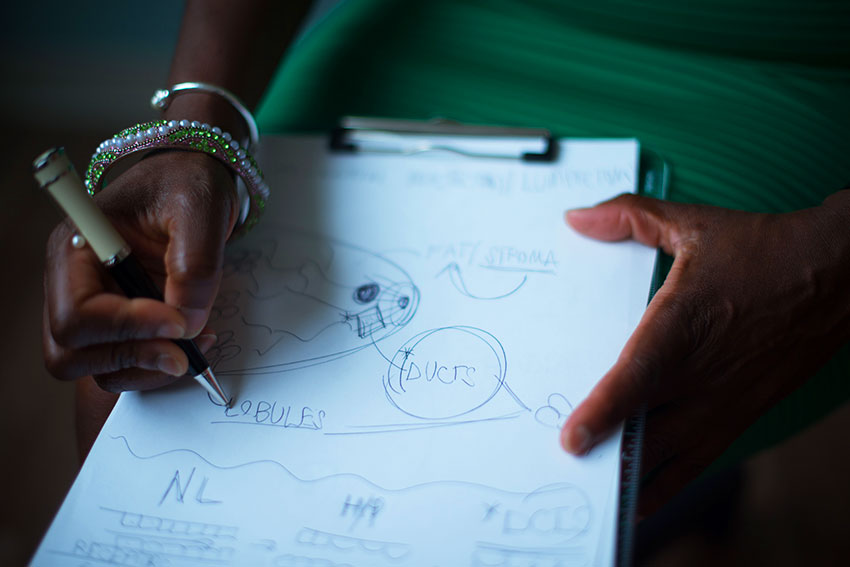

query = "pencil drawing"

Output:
[[206, 225, 420, 376], [534, 393, 574, 429], [436, 262, 527, 300], [323, 412, 524, 436], [383, 326, 529, 420], [295, 527, 411, 562], [110, 435, 591, 502]]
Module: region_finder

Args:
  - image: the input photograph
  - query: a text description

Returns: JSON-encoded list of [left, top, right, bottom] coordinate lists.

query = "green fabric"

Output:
[[256, 0, 850, 466]]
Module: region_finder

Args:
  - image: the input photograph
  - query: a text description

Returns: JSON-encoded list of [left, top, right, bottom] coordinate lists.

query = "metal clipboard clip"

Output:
[[330, 116, 558, 162]]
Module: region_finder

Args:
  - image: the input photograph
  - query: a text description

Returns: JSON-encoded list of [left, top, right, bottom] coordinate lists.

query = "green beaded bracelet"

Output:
[[85, 119, 268, 234]]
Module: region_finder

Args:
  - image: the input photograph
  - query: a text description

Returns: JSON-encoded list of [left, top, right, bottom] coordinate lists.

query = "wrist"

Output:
[[87, 120, 267, 236], [153, 150, 241, 237], [814, 189, 850, 328], [820, 189, 850, 255]]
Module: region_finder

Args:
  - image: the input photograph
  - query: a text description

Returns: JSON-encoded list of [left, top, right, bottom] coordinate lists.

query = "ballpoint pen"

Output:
[[33, 146, 230, 406]]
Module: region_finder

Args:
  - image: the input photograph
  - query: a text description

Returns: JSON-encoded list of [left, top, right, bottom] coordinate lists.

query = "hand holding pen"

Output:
[[37, 148, 237, 404]]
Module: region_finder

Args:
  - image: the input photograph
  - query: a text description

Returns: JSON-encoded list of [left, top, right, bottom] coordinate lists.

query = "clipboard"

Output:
[[331, 116, 558, 162], [619, 148, 670, 567], [31, 117, 670, 567], [333, 116, 671, 567]]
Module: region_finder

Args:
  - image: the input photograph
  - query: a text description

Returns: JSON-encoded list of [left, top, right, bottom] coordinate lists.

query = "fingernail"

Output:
[[158, 322, 185, 339], [566, 425, 593, 455], [157, 354, 184, 376], [180, 308, 207, 338], [196, 333, 217, 353], [565, 208, 591, 221]]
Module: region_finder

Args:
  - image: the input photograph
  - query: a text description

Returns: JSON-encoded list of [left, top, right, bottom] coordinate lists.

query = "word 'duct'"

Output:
[[398, 360, 476, 387]]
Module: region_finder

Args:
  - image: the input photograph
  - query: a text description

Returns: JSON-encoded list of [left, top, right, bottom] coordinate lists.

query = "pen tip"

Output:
[[194, 368, 231, 407]]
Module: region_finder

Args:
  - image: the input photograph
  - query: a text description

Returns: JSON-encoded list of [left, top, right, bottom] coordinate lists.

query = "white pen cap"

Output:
[[33, 147, 129, 264]]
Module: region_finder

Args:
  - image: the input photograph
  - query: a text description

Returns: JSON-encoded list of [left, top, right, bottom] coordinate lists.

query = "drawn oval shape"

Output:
[[503, 483, 592, 545], [383, 327, 506, 420], [208, 225, 420, 376]]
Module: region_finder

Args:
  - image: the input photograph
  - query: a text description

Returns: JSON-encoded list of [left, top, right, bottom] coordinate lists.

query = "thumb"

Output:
[[560, 283, 691, 455], [163, 196, 235, 338], [566, 193, 693, 256], [561, 194, 700, 455]]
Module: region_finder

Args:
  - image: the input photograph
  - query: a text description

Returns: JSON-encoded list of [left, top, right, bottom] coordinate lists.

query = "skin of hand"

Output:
[[559, 191, 850, 517], [43, 150, 238, 393], [50, 0, 314, 458]]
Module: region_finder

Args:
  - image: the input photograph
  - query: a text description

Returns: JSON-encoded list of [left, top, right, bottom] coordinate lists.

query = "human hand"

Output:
[[559, 192, 850, 516], [43, 150, 238, 392]]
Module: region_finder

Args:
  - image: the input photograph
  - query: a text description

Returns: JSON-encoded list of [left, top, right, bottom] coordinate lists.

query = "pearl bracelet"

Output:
[[85, 120, 268, 234], [151, 82, 260, 150]]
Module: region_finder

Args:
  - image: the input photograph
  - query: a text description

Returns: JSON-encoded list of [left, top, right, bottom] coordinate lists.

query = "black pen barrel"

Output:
[[107, 253, 207, 376]]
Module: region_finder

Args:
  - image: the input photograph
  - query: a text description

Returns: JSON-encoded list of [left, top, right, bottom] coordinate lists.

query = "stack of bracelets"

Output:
[[84, 82, 267, 235]]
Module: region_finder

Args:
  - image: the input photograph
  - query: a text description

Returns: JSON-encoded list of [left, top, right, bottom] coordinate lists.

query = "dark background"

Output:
[[0, 3, 182, 564], [1, 2, 848, 565]]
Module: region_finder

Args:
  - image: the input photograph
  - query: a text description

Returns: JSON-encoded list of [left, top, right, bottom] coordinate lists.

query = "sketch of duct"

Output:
[[206, 225, 419, 376], [381, 326, 529, 421]]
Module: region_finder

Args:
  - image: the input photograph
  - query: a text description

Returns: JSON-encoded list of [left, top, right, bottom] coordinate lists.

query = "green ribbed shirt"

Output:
[[257, 0, 850, 467]]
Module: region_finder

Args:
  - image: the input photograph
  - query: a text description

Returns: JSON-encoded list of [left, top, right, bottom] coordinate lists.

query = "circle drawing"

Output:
[[383, 326, 507, 420], [354, 283, 380, 304]]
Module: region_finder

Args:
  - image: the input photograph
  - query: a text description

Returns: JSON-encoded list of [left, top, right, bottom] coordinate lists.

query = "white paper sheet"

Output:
[[31, 135, 655, 567]]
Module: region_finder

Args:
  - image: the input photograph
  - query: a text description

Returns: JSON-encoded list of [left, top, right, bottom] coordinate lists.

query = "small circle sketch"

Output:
[[353, 283, 380, 304], [377, 282, 418, 328], [534, 393, 573, 429]]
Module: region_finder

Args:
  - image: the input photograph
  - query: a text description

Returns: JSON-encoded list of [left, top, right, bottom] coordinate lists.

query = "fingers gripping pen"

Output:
[[33, 146, 230, 407]]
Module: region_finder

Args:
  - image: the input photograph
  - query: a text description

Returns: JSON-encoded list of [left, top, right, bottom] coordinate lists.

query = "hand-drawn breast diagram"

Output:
[[207, 225, 420, 376]]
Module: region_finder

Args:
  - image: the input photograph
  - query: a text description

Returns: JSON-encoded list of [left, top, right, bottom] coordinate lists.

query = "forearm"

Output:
[[817, 188, 850, 336], [163, 0, 313, 139]]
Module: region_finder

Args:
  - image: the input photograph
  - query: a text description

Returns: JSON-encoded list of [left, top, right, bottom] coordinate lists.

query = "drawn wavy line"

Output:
[[109, 435, 551, 497], [246, 282, 347, 312], [257, 226, 418, 291], [437, 262, 527, 300], [246, 272, 260, 293], [229, 227, 419, 313], [242, 259, 353, 311], [258, 237, 336, 280], [294, 258, 350, 290], [239, 316, 346, 357], [239, 317, 328, 344]]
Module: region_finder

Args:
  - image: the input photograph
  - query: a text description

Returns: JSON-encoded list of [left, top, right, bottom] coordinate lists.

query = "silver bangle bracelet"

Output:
[[151, 82, 260, 150]]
